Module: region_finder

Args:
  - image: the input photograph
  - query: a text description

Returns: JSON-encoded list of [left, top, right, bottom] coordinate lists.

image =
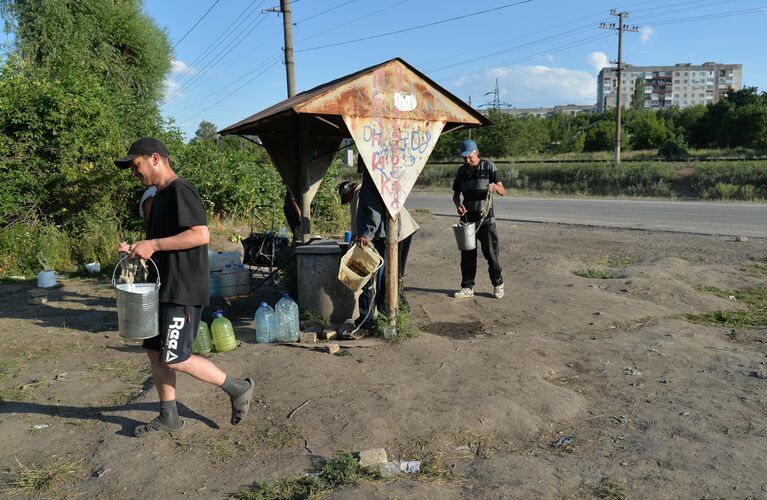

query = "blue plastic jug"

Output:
[[275, 292, 300, 342], [255, 302, 276, 343]]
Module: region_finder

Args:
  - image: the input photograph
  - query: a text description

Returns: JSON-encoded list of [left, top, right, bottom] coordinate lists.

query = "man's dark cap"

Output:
[[114, 137, 169, 168], [337, 181, 353, 203]]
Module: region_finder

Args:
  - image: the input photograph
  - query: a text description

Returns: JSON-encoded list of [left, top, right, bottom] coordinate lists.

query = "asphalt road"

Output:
[[406, 194, 767, 238]]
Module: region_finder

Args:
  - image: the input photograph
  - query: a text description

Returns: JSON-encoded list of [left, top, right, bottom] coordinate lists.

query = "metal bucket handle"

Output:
[[112, 255, 161, 289]]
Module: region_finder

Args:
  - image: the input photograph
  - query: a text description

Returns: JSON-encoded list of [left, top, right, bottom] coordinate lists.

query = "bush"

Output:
[[658, 139, 689, 160]]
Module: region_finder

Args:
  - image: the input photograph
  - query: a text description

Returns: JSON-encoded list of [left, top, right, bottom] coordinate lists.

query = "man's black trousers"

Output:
[[460, 222, 503, 289]]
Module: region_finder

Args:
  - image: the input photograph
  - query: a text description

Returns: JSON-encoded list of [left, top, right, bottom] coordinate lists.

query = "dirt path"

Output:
[[1, 214, 766, 498]]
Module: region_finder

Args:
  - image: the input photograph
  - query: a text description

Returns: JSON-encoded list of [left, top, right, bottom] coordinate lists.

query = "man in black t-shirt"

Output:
[[115, 137, 253, 436], [452, 139, 505, 299]]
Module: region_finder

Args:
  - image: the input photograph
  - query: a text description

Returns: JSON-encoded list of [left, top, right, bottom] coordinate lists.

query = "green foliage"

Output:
[[690, 162, 767, 200], [232, 450, 364, 500], [631, 77, 645, 110], [573, 269, 616, 279], [657, 138, 688, 159], [625, 109, 672, 150], [686, 285, 767, 328], [193, 120, 218, 144]]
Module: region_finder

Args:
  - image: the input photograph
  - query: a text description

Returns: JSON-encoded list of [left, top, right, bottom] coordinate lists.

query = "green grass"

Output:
[[257, 424, 300, 449], [573, 269, 616, 279], [233, 450, 367, 500], [3, 458, 83, 495], [372, 307, 417, 342], [686, 285, 767, 328]]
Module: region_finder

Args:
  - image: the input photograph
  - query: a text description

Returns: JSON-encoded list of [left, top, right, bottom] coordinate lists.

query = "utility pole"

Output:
[[600, 10, 638, 164], [264, 1, 296, 98]]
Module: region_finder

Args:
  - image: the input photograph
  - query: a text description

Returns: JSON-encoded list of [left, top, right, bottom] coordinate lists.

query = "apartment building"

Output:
[[479, 104, 597, 118], [597, 62, 742, 112]]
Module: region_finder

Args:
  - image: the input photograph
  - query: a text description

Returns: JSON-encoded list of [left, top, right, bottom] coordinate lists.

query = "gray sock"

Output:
[[220, 376, 250, 399], [159, 399, 181, 428]]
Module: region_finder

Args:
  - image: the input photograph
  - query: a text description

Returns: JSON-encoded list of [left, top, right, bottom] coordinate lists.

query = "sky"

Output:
[[91, 0, 767, 138]]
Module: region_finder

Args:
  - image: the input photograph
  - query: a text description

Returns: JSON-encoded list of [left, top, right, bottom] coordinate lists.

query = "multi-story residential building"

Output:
[[597, 62, 742, 112], [480, 104, 597, 118]]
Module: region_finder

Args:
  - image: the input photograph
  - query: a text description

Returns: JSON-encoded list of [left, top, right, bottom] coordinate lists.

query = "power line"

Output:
[[169, 0, 265, 86], [176, 58, 282, 126], [635, 6, 767, 27], [173, 0, 222, 49], [296, 0, 534, 52], [167, 5, 270, 100], [296, 0, 408, 43], [293, 0, 359, 25]]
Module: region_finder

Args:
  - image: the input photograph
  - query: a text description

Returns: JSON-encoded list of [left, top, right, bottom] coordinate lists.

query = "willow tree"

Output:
[[0, 0, 172, 226]]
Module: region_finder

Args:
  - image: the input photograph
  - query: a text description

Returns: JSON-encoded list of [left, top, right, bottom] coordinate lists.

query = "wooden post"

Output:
[[385, 215, 398, 324], [298, 117, 311, 243]]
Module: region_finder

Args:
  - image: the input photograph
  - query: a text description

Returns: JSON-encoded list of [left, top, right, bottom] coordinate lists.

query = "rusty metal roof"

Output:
[[218, 57, 491, 136]]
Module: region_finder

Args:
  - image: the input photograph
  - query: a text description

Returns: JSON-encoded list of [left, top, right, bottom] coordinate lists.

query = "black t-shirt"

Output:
[[146, 177, 209, 306], [452, 159, 498, 223]]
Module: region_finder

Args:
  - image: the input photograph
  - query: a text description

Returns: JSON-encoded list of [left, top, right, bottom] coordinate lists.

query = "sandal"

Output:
[[133, 417, 185, 437], [230, 377, 254, 425]]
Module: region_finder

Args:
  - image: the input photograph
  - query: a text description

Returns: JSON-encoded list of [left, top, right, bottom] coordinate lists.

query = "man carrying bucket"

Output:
[[452, 139, 505, 299], [115, 137, 253, 436]]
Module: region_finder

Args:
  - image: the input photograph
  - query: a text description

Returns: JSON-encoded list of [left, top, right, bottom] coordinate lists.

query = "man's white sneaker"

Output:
[[493, 284, 505, 299], [453, 287, 474, 298]]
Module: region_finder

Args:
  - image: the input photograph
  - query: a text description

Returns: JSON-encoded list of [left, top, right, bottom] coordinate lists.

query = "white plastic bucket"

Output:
[[337, 243, 383, 291], [37, 270, 57, 288]]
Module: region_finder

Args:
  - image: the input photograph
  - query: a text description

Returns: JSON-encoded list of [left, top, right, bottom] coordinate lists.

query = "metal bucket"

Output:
[[452, 220, 476, 251], [112, 257, 161, 340]]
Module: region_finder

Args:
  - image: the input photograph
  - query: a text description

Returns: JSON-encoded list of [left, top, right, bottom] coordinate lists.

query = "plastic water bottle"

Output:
[[192, 321, 212, 355], [211, 311, 237, 352], [275, 292, 300, 342], [255, 302, 276, 343]]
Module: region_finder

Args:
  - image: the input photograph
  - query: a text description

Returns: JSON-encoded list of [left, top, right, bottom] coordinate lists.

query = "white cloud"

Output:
[[454, 65, 597, 108], [163, 78, 182, 102], [586, 51, 610, 73], [640, 26, 655, 44], [171, 59, 197, 76], [543, 54, 555, 63]]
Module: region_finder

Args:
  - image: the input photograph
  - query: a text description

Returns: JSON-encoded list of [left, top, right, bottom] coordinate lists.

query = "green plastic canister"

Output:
[[211, 311, 237, 352], [192, 321, 212, 355]]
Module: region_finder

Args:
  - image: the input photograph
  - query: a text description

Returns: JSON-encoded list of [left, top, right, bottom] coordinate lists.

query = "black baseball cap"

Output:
[[114, 137, 169, 168]]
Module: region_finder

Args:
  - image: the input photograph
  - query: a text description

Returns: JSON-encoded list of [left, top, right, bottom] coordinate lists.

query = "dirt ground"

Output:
[[1, 212, 766, 499]]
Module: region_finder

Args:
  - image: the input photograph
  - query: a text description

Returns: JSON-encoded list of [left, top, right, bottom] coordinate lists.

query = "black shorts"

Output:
[[143, 303, 202, 364]]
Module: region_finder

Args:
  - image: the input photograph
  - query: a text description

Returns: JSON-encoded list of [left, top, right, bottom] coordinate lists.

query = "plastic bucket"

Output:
[[37, 270, 57, 288], [112, 257, 161, 340], [452, 221, 476, 251], [337, 243, 384, 291]]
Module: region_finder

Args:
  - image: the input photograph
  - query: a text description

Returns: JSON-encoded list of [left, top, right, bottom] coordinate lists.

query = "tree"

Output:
[[631, 77, 645, 110], [0, 0, 172, 225], [194, 120, 218, 143]]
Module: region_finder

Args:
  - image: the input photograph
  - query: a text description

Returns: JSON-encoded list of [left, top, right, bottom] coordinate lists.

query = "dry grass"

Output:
[[3, 458, 84, 496]]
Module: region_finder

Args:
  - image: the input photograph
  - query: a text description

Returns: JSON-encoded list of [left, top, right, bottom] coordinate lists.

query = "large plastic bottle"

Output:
[[275, 292, 300, 342], [211, 311, 237, 352], [255, 302, 276, 343], [192, 321, 212, 355]]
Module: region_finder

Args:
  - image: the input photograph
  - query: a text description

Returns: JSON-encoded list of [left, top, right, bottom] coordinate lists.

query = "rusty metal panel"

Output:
[[345, 116, 445, 218], [295, 60, 480, 125]]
